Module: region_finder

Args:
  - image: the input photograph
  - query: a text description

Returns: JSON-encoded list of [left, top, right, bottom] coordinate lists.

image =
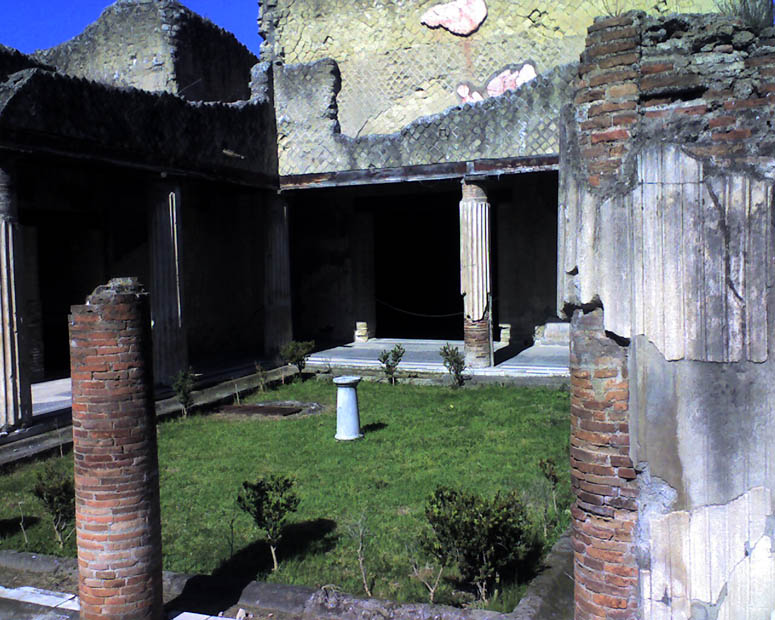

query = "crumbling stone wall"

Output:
[[34, 0, 257, 102], [0, 45, 51, 82], [274, 59, 575, 176], [0, 67, 276, 180], [559, 11, 775, 618], [261, 0, 715, 137]]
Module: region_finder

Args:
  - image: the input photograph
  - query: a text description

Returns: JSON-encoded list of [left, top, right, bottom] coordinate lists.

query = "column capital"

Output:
[[461, 179, 488, 202]]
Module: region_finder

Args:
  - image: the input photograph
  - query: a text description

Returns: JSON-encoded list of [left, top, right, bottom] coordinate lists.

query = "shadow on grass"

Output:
[[362, 422, 387, 434], [0, 516, 39, 538], [164, 518, 337, 616]]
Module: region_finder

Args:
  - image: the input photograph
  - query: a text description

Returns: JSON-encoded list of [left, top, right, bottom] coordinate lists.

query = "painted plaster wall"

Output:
[[261, 0, 716, 138]]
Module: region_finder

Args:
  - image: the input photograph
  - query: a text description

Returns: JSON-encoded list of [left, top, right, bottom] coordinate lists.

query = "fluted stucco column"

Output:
[[149, 182, 187, 386], [0, 161, 31, 430], [459, 180, 493, 367], [264, 192, 293, 358]]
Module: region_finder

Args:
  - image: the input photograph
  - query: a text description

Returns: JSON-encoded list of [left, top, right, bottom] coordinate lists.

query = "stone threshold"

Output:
[[0, 531, 573, 620]]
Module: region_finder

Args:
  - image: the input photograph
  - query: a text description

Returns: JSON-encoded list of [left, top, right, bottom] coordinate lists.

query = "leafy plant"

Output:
[[378, 344, 405, 386], [280, 340, 315, 376], [421, 486, 536, 602], [172, 366, 196, 418], [32, 463, 75, 549], [439, 343, 465, 388], [715, 0, 773, 31], [237, 474, 300, 571]]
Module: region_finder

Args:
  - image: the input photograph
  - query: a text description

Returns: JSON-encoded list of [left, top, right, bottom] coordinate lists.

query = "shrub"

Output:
[[378, 343, 405, 385], [33, 463, 75, 549], [172, 366, 196, 418], [421, 486, 536, 601], [237, 474, 300, 571], [715, 0, 773, 31], [439, 343, 465, 387], [280, 340, 315, 375]]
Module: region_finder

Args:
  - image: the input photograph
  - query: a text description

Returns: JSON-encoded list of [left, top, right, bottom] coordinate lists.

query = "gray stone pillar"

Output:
[[264, 192, 293, 359], [351, 210, 376, 342], [149, 183, 187, 386], [459, 180, 493, 367], [0, 161, 31, 430]]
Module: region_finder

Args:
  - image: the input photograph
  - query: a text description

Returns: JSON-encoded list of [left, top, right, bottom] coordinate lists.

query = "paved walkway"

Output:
[[0, 584, 240, 619], [31, 378, 72, 417], [307, 338, 569, 379]]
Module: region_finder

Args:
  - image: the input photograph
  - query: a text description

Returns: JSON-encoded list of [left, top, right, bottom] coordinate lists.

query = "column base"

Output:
[[464, 317, 492, 368]]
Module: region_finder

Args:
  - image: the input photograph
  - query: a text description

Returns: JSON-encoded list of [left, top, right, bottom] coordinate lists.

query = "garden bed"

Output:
[[0, 381, 570, 613]]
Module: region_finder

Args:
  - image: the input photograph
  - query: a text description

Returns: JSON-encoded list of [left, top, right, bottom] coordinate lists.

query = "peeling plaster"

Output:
[[420, 0, 488, 36], [641, 487, 775, 617]]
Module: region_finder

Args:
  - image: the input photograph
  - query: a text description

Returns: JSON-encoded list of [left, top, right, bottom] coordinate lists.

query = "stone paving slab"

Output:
[[31, 379, 72, 417]]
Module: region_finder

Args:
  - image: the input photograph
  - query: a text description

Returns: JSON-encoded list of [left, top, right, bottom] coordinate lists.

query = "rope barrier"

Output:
[[376, 298, 463, 319]]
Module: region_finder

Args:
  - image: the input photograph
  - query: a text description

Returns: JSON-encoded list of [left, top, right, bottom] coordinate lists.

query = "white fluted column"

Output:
[[0, 161, 31, 429], [264, 192, 293, 358], [150, 182, 187, 386], [460, 180, 493, 368]]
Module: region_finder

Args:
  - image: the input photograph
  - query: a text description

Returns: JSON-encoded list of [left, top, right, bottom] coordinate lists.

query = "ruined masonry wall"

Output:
[[34, 0, 257, 102], [274, 59, 575, 177], [560, 11, 775, 619], [262, 0, 714, 137]]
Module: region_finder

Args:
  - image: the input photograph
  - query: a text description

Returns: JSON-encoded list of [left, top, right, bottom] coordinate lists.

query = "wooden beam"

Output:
[[279, 155, 559, 190]]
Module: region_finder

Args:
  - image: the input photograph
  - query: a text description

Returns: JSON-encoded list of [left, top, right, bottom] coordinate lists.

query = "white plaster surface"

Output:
[[642, 487, 775, 619], [558, 144, 773, 363]]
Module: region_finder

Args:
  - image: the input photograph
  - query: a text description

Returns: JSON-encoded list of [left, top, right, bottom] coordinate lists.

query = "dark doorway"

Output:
[[373, 190, 462, 340]]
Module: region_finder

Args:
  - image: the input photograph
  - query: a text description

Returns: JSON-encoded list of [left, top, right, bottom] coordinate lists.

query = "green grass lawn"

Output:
[[0, 380, 570, 612]]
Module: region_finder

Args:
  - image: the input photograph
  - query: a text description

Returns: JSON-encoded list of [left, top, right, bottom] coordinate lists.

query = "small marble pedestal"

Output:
[[334, 375, 363, 440]]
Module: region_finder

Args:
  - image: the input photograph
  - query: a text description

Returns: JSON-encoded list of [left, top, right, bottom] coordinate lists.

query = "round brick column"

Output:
[[569, 308, 638, 619], [69, 278, 163, 620]]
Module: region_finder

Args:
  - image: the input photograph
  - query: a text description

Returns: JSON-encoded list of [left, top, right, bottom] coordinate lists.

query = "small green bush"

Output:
[[237, 474, 300, 571], [280, 340, 315, 375], [439, 343, 465, 387], [32, 463, 75, 549], [378, 344, 405, 385], [172, 366, 196, 417], [421, 486, 537, 602]]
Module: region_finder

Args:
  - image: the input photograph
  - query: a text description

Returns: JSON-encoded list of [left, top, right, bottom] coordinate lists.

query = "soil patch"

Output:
[[215, 401, 327, 421]]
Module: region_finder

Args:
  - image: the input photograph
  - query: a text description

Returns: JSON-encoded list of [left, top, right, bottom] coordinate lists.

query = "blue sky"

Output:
[[0, 0, 262, 56]]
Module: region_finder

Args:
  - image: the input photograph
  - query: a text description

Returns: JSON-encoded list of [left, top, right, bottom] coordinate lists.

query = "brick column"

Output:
[[0, 160, 31, 430], [264, 192, 293, 359], [569, 308, 638, 619], [459, 180, 492, 367], [69, 278, 163, 620], [149, 182, 187, 386]]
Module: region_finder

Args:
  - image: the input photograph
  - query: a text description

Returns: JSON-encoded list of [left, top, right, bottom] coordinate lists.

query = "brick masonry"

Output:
[[573, 11, 775, 193], [569, 309, 638, 620], [463, 317, 491, 368], [69, 278, 163, 620]]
